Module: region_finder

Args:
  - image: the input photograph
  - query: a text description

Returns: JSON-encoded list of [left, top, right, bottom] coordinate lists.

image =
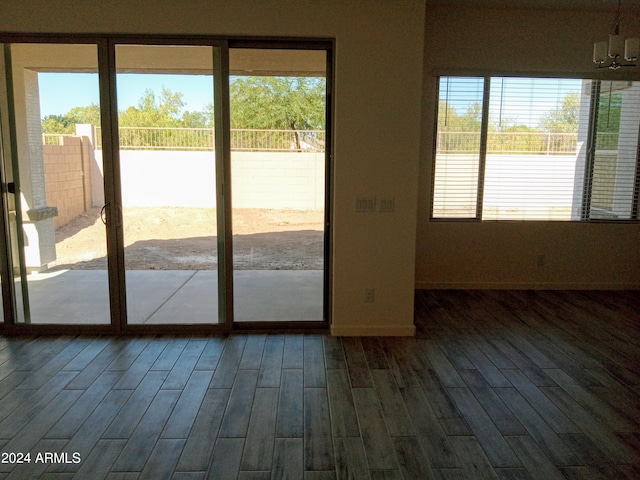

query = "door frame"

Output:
[[105, 37, 231, 333], [228, 39, 332, 331], [0, 33, 333, 335]]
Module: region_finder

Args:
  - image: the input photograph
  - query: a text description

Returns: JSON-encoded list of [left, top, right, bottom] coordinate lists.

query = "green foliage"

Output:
[[42, 77, 327, 139], [488, 124, 545, 153], [67, 104, 101, 126], [438, 92, 585, 154], [596, 93, 622, 132], [539, 92, 580, 133], [42, 88, 214, 134], [118, 87, 213, 128], [181, 109, 213, 128], [595, 92, 622, 150], [41, 115, 74, 134], [230, 76, 326, 131], [42, 104, 101, 134], [438, 101, 482, 132]]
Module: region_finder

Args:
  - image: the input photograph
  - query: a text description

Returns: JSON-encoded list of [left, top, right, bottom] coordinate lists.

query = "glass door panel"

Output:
[[115, 44, 220, 325], [0, 101, 7, 324], [229, 48, 327, 322], [0, 111, 25, 325], [8, 43, 109, 324], [0, 44, 22, 325]]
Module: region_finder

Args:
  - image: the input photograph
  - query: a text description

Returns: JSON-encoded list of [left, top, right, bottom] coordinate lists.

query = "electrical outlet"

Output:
[[364, 288, 375, 303]]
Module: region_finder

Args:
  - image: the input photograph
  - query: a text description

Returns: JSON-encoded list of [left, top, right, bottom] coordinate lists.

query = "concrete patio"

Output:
[[23, 269, 324, 325]]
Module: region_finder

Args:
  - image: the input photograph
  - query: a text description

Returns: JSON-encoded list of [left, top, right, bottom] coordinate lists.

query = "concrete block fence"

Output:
[[46, 141, 326, 230]]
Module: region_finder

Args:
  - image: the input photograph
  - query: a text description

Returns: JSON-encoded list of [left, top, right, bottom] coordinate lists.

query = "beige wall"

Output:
[[0, 0, 425, 335], [417, 6, 640, 289], [4, 1, 638, 334]]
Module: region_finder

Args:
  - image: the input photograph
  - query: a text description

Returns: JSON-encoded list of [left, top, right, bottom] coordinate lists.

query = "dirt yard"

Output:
[[49, 207, 324, 271]]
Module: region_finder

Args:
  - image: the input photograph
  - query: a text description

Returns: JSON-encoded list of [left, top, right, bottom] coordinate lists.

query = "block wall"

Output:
[[43, 136, 92, 228], [103, 150, 325, 210]]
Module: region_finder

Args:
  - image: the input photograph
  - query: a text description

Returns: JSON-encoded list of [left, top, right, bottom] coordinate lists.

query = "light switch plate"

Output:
[[355, 196, 376, 212], [379, 197, 395, 212]]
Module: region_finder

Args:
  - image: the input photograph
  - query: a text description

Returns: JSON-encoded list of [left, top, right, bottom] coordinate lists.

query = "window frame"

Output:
[[430, 74, 640, 223]]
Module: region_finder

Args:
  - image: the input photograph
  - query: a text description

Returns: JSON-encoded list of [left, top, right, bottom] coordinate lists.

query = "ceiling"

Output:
[[425, 0, 637, 11]]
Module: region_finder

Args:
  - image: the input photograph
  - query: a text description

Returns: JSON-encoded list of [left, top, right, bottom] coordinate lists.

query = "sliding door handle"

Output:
[[100, 203, 123, 227], [100, 203, 109, 225]]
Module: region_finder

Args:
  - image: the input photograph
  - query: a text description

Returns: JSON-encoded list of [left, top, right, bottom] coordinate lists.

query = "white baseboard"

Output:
[[330, 324, 416, 337], [415, 281, 640, 290]]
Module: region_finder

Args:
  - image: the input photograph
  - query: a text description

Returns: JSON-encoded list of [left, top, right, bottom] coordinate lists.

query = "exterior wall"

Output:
[[417, 5, 640, 290], [435, 154, 578, 221], [43, 136, 92, 229], [114, 150, 216, 208], [231, 152, 325, 210], [75, 124, 103, 208], [12, 65, 56, 268], [24, 69, 46, 209], [93, 150, 324, 209]]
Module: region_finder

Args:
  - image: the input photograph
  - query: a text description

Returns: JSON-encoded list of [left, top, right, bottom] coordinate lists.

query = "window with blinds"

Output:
[[589, 80, 640, 220], [432, 76, 640, 221], [433, 77, 484, 218]]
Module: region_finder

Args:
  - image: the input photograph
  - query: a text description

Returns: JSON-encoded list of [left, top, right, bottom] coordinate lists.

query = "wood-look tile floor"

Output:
[[0, 290, 639, 479]]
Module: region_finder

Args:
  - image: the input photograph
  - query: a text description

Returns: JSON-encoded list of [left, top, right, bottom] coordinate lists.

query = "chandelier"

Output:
[[593, 0, 639, 69]]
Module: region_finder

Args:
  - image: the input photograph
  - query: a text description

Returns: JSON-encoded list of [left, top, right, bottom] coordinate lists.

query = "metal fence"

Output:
[[46, 128, 617, 154], [116, 127, 214, 151], [435, 131, 619, 155], [89, 127, 325, 152], [230, 129, 325, 152], [42, 134, 68, 145]]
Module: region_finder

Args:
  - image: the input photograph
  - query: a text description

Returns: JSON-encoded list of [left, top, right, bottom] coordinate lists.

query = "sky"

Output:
[[439, 76, 583, 129], [38, 72, 215, 117], [41, 72, 583, 128]]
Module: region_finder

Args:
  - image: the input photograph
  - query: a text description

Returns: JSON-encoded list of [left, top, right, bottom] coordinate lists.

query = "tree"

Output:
[[41, 78, 327, 146], [595, 92, 622, 150], [181, 109, 213, 128], [66, 104, 101, 127], [42, 88, 214, 135], [230, 76, 326, 149], [42, 104, 100, 134], [597, 92, 622, 132], [438, 101, 482, 132], [437, 101, 485, 152], [489, 124, 544, 153], [539, 92, 580, 133], [119, 87, 187, 128], [42, 114, 74, 134]]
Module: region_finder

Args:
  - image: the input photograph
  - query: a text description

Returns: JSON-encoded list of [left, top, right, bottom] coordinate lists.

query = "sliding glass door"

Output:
[[114, 44, 222, 325], [3, 42, 110, 325], [0, 36, 331, 331], [229, 47, 328, 324]]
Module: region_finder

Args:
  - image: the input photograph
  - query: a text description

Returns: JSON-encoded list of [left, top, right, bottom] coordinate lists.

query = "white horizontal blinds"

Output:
[[589, 80, 640, 220], [482, 77, 585, 220], [432, 77, 484, 218], [432, 76, 640, 221]]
